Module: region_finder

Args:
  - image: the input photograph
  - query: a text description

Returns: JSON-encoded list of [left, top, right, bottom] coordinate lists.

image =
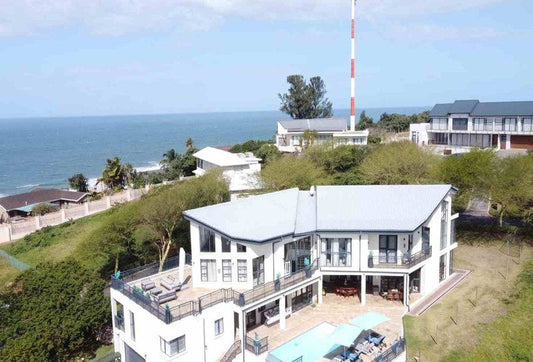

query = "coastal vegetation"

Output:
[[279, 75, 333, 119], [67, 173, 89, 192], [30, 202, 59, 216]]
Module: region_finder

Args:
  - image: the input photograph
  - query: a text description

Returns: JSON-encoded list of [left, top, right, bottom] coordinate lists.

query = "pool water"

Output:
[[267, 322, 337, 362]]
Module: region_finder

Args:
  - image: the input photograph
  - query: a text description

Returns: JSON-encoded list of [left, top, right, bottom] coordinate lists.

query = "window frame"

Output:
[[129, 311, 135, 341], [214, 318, 224, 336], [221, 237, 231, 253], [160, 335, 186, 356], [199, 226, 216, 253], [200, 259, 217, 282], [237, 259, 247, 282], [222, 259, 232, 282]]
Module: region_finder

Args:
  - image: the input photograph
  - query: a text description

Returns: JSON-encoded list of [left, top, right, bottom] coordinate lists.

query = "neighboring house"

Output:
[[0, 188, 88, 221], [193, 147, 262, 193], [276, 118, 369, 152], [410, 99, 533, 154], [110, 184, 458, 362]]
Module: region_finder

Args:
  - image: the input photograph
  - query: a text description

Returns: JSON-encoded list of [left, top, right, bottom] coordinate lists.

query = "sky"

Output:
[[0, 0, 532, 118]]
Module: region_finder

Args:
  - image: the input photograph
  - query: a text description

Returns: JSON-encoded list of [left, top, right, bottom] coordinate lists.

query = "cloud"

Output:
[[0, 0, 510, 37]]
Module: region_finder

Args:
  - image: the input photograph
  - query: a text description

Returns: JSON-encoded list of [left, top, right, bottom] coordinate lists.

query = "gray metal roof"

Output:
[[430, 99, 533, 117], [279, 118, 347, 132], [183, 185, 454, 243]]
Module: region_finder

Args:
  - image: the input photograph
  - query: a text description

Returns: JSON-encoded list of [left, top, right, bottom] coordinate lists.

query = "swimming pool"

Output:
[[267, 322, 337, 362]]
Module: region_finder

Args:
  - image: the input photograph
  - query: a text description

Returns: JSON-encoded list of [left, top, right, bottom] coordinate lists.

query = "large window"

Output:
[[452, 118, 468, 131], [222, 259, 232, 282], [237, 260, 247, 282], [431, 133, 448, 145], [160, 335, 186, 356], [431, 118, 448, 130], [221, 237, 231, 253], [129, 311, 135, 341], [523, 118, 533, 132], [284, 237, 312, 273], [504, 118, 517, 131], [200, 259, 216, 282], [494, 118, 504, 131], [440, 201, 448, 250], [321, 238, 351, 267], [252, 256, 264, 287], [473, 118, 486, 131], [114, 300, 125, 332], [200, 227, 215, 252], [379, 235, 397, 264], [214, 318, 224, 336]]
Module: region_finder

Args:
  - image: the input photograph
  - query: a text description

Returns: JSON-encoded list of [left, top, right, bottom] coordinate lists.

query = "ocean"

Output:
[[0, 107, 427, 196]]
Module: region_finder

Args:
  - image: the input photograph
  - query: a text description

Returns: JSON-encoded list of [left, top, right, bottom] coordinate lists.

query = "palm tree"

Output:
[[160, 149, 178, 170], [98, 157, 127, 190]]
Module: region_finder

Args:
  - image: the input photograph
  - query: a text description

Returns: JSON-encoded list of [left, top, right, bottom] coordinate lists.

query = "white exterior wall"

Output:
[[111, 289, 237, 362]]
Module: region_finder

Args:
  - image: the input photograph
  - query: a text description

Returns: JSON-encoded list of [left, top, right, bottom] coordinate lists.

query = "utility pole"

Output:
[[350, 0, 357, 131]]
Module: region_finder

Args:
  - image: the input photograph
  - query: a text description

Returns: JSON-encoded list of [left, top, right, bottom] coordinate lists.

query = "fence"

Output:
[[372, 337, 405, 362], [0, 188, 147, 244], [245, 335, 269, 355], [0, 250, 30, 271]]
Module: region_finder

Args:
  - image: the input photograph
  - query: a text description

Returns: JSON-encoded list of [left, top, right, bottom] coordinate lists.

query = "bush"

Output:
[[260, 156, 331, 191], [30, 203, 58, 216]]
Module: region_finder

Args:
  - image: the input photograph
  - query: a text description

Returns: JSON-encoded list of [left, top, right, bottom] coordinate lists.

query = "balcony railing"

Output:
[[235, 259, 318, 307], [111, 258, 318, 324], [245, 335, 269, 355], [369, 247, 432, 269]]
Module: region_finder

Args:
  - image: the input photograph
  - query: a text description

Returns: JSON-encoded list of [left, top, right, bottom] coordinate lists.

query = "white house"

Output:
[[193, 147, 262, 193], [275, 118, 369, 152], [410, 99, 533, 154], [110, 184, 458, 362]]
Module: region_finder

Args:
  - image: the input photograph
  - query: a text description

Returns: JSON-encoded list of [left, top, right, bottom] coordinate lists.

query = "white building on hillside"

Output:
[[275, 118, 369, 152], [193, 147, 261, 193], [110, 184, 458, 362]]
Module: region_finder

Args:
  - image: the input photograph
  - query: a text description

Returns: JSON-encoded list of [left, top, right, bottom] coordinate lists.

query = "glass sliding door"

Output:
[[252, 256, 264, 287], [379, 235, 397, 264]]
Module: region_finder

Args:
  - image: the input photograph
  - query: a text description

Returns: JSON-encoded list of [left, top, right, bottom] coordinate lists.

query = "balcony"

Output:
[[369, 246, 432, 269]]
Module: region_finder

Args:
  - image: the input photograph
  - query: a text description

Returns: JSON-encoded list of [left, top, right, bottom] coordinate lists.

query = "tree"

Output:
[[229, 139, 270, 154], [356, 110, 374, 130], [68, 173, 88, 192], [255, 144, 282, 165], [260, 156, 331, 191], [359, 141, 438, 184], [437, 148, 497, 210], [160, 149, 178, 170], [375, 110, 430, 133], [142, 171, 230, 269], [279, 75, 333, 119], [302, 129, 318, 148], [489, 155, 533, 226], [98, 157, 129, 190], [0, 261, 109, 361]]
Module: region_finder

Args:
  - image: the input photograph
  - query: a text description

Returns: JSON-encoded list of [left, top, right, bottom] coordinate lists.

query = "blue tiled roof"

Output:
[[430, 100, 533, 117]]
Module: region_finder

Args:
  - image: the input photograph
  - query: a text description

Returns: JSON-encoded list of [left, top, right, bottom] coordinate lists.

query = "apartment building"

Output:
[[110, 184, 458, 362], [410, 99, 533, 153], [275, 118, 369, 152]]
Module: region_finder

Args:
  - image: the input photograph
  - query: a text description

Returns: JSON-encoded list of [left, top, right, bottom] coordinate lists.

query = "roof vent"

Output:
[[309, 185, 315, 197]]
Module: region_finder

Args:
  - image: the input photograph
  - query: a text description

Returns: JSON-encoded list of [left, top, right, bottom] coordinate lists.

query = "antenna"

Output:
[[350, 0, 357, 131]]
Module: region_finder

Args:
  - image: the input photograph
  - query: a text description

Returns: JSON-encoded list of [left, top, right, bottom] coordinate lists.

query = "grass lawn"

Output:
[[0, 210, 111, 290], [404, 238, 533, 361], [93, 344, 114, 359]]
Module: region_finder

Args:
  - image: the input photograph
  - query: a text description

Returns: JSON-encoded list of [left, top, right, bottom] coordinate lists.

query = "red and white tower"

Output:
[[350, 0, 357, 131]]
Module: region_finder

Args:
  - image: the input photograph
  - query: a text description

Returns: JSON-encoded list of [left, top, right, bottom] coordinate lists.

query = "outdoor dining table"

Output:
[[336, 287, 358, 297]]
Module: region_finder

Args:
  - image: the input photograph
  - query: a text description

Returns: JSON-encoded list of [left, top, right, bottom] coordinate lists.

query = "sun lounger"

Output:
[[141, 280, 155, 291], [160, 277, 182, 291], [153, 290, 176, 304]]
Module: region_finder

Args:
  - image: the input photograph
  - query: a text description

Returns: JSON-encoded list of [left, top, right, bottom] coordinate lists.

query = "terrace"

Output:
[[111, 255, 319, 324]]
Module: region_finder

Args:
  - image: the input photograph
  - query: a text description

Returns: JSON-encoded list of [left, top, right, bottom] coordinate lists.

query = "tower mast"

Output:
[[350, 0, 357, 131]]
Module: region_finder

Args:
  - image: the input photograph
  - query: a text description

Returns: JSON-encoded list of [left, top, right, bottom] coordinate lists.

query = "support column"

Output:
[[403, 274, 409, 306], [360, 274, 366, 305], [8, 224, 12, 241], [239, 312, 246, 362], [84, 201, 89, 215], [318, 278, 323, 304], [279, 295, 286, 330], [60, 209, 66, 222]]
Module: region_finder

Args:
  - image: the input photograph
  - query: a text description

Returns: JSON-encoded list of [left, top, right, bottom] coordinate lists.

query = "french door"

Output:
[[252, 256, 264, 287], [379, 235, 398, 264]]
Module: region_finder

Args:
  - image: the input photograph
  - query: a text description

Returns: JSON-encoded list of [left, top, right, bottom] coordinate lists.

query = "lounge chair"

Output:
[[368, 331, 385, 346], [153, 290, 176, 304], [160, 277, 182, 291], [141, 280, 155, 291]]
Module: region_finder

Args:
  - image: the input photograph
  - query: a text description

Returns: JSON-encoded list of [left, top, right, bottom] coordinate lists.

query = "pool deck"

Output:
[[245, 293, 406, 361]]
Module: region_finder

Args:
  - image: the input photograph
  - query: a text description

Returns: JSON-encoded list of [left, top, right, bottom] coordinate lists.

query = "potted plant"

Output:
[[368, 251, 374, 268], [274, 273, 281, 291]]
